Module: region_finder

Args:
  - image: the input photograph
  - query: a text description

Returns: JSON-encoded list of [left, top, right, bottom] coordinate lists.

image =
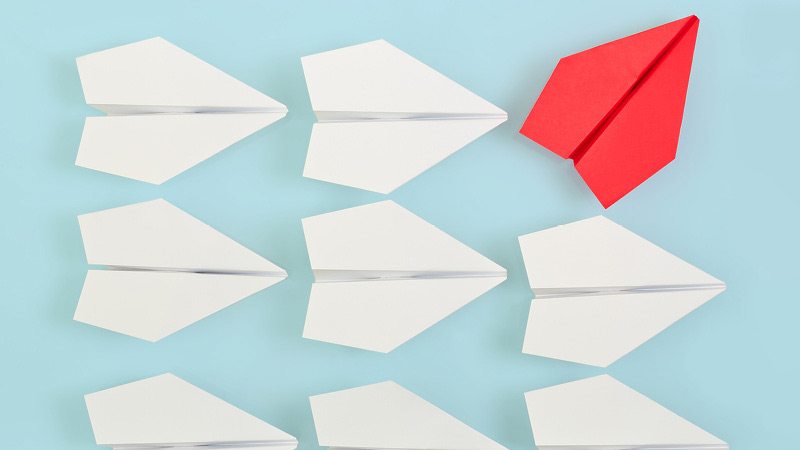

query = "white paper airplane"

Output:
[[518, 216, 725, 367], [301, 39, 507, 194], [525, 375, 728, 450], [310, 381, 506, 450], [85, 373, 297, 450], [302, 200, 506, 352], [76, 37, 287, 184], [74, 199, 287, 342]]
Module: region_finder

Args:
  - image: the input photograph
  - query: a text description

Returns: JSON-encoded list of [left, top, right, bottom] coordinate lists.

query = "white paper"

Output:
[[518, 216, 725, 367], [77, 113, 282, 185], [85, 373, 297, 450], [75, 271, 280, 342], [310, 381, 506, 450], [302, 200, 506, 352], [525, 375, 727, 450], [74, 199, 286, 341], [301, 39, 506, 193], [76, 37, 287, 184]]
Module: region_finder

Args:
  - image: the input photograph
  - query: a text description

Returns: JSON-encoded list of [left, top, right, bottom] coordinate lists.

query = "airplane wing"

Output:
[[520, 16, 700, 207], [302, 200, 506, 352], [74, 199, 286, 342], [310, 381, 506, 450], [519, 216, 724, 367], [301, 40, 506, 193], [76, 37, 287, 184], [525, 375, 727, 450], [85, 373, 297, 449]]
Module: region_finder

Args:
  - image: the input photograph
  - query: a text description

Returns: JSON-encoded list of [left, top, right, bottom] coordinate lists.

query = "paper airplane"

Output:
[[74, 199, 286, 342], [519, 216, 724, 367], [85, 373, 297, 450], [302, 200, 506, 352], [525, 375, 728, 450], [301, 39, 507, 194], [76, 37, 287, 184], [520, 16, 700, 207], [310, 381, 506, 450]]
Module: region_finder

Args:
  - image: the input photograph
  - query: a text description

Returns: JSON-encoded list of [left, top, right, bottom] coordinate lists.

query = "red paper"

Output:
[[520, 16, 700, 208]]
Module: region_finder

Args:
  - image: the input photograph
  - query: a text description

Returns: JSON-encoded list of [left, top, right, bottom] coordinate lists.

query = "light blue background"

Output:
[[1, 1, 797, 448]]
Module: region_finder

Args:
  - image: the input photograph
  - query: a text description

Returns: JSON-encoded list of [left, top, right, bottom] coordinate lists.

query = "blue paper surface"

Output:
[[0, 1, 797, 448]]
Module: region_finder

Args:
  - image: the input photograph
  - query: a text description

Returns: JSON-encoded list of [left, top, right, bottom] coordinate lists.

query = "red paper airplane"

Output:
[[520, 16, 700, 208]]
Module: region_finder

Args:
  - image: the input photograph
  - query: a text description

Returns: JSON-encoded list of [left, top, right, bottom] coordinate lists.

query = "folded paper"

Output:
[[310, 381, 506, 450], [520, 16, 700, 207], [525, 375, 727, 450], [301, 39, 507, 194], [85, 373, 297, 450], [74, 199, 286, 342], [302, 200, 506, 352], [519, 216, 724, 367], [76, 37, 287, 184]]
